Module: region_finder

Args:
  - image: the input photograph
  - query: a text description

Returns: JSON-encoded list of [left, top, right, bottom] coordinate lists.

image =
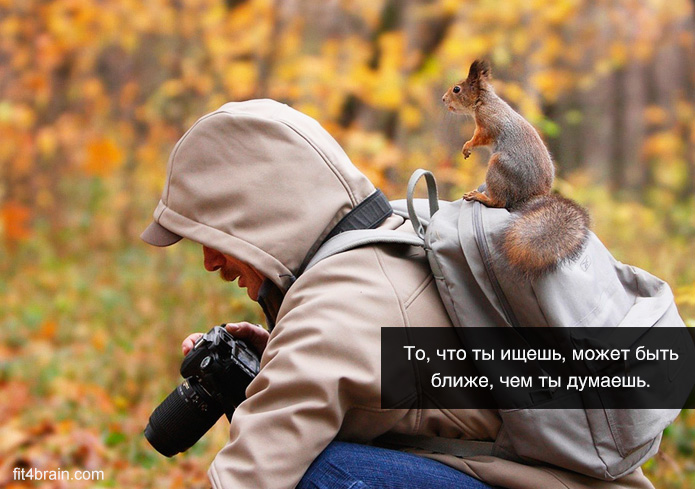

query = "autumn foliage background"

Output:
[[1, 0, 695, 487]]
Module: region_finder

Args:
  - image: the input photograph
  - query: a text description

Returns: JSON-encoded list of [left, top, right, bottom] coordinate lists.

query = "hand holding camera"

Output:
[[144, 324, 265, 457], [182, 322, 269, 357]]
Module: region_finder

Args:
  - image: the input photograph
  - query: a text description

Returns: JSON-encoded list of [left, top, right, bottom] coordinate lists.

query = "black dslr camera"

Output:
[[144, 325, 260, 457]]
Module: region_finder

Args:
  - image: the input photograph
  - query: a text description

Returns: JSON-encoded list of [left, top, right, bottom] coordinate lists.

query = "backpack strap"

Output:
[[304, 229, 424, 272], [322, 189, 393, 242]]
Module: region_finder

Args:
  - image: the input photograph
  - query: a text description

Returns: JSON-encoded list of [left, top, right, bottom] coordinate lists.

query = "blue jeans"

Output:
[[297, 441, 496, 489]]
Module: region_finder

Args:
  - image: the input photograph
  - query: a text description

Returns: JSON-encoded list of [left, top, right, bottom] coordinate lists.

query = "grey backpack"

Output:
[[306, 169, 691, 481]]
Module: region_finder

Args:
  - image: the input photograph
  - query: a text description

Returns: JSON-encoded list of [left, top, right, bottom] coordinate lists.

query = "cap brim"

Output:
[[141, 221, 183, 247]]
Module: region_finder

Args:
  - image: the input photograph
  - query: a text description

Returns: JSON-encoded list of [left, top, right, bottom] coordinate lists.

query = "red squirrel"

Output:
[[442, 60, 590, 280]]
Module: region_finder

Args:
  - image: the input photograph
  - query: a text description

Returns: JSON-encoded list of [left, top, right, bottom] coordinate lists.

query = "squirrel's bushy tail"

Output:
[[500, 195, 591, 281]]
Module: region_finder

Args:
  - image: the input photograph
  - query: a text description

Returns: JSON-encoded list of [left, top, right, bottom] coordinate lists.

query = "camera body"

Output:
[[145, 325, 260, 457], [180, 325, 260, 412]]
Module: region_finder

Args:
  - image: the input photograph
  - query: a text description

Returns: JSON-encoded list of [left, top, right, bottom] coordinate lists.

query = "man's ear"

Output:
[[466, 59, 491, 86]]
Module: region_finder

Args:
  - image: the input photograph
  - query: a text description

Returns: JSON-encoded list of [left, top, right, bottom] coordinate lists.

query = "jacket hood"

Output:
[[141, 99, 376, 292]]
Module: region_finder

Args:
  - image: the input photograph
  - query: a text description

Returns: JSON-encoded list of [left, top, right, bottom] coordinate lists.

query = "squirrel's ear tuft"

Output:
[[467, 60, 491, 83]]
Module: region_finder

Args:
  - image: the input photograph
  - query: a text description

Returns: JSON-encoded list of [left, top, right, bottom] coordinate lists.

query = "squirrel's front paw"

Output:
[[462, 146, 472, 159], [463, 190, 481, 201]]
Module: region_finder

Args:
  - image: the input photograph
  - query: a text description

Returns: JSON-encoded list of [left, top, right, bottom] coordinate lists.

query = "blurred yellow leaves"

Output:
[[0, 2, 693, 488], [643, 132, 682, 159], [676, 283, 695, 308], [37, 127, 59, 159], [400, 104, 423, 129], [0, 102, 36, 130], [530, 69, 573, 103], [538, 0, 580, 26], [441, 33, 489, 65], [344, 129, 402, 189], [224, 62, 258, 100], [353, 32, 406, 110]]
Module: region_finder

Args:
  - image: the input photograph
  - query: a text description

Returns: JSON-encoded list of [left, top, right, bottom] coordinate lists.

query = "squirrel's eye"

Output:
[[452, 86, 461, 94]]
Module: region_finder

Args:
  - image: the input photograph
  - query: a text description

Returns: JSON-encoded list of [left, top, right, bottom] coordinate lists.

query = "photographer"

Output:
[[141, 100, 654, 489]]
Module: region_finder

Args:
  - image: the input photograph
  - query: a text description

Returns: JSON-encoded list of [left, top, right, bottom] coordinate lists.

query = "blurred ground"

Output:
[[1, 0, 694, 487]]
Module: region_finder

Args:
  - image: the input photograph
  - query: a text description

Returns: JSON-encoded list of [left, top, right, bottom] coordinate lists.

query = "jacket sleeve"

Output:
[[207, 249, 409, 489]]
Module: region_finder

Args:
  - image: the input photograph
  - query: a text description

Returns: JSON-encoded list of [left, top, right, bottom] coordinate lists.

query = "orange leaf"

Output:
[[1, 201, 32, 241], [83, 137, 124, 177], [38, 320, 58, 341]]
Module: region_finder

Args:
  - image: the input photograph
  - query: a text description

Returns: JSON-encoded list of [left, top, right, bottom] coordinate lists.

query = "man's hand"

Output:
[[181, 322, 270, 356]]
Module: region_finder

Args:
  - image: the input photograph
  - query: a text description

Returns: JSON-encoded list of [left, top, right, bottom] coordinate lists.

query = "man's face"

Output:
[[202, 246, 265, 301]]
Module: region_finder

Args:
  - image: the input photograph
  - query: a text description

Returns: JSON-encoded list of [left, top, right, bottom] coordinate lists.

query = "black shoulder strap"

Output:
[[323, 189, 393, 242], [296, 189, 393, 278]]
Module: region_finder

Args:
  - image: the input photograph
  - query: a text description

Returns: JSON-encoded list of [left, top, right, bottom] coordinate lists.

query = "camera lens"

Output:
[[144, 378, 224, 457]]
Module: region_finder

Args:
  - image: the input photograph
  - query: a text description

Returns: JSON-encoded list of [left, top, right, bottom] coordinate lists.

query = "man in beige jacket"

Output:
[[141, 99, 655, 489]]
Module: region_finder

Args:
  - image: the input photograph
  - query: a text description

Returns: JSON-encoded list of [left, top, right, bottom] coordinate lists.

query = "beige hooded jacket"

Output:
[[142, 99, 655, 489]]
